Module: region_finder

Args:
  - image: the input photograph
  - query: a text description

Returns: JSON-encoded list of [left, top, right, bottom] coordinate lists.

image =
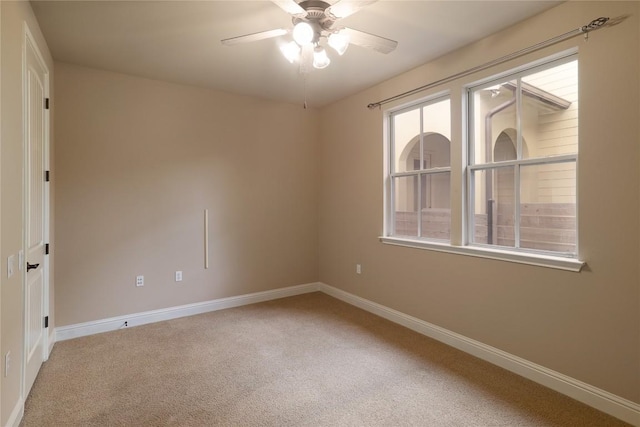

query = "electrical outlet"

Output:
[[175, 271, 183, 282], [136, 275, 144, 287], [356, 264, 362, 274], [4, 352, 10, 377]]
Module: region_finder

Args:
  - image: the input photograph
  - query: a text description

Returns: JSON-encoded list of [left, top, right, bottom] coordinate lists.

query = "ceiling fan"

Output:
[[221, 0, 398, 73]]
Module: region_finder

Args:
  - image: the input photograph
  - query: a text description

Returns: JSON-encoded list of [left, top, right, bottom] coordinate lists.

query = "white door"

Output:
[[24, 29, 49, 396]]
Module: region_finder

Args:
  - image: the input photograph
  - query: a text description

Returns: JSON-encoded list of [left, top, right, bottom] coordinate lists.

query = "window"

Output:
[[384, 54, 582, 270], [389, 96, 451, 241], [468, 58, 578, 255]]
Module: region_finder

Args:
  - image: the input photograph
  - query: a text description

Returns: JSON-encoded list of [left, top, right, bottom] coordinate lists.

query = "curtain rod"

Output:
[[367, 17, 609, 110]]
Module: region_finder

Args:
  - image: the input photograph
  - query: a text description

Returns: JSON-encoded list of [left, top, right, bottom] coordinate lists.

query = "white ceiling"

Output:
[[31, 1, 561, 108]]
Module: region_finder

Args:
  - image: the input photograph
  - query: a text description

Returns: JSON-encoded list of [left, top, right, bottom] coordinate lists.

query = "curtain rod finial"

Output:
[[581, 17, 609, 33]]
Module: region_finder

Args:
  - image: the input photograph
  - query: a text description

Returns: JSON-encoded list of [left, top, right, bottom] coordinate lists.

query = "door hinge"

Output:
[[45, 170, 50, 182], [45, 243, 50, 255], [44, 316, 49, 328], [45, 98, 50, 110]]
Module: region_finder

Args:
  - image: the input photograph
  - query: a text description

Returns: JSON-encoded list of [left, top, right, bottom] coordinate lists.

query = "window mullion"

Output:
[[467, 167, 474, 245], [514, 78, 522, 248], [516, 78, 523, 159], [417, 108, 424, 238], [389, 114, 395, 175], [394, 167, 451, 177], [468, 154, 577, 170], [515, 164, 521, 248], [389, 176, 395, 236], [389, 114, 396, 236], [417, 173, 422, 237]]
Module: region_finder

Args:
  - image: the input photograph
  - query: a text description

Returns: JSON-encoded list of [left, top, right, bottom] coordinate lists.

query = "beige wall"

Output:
[[54, 63, 319, 326], [8, 0, 636, 419], [319, 1, 640, 404], [1, 1, 54, 424]]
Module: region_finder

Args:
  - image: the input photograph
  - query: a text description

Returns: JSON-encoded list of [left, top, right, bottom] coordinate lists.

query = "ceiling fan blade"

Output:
[[271, 0, 307, 18], [326, 1, 377, 20], [221, 28, 289, 46], [299, 44, 314, 74], [342, 27, 398, 54]]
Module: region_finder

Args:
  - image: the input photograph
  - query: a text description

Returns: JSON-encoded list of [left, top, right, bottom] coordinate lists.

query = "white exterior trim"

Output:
[[56, 282, 321, 341], [318, 283, 640, 426]]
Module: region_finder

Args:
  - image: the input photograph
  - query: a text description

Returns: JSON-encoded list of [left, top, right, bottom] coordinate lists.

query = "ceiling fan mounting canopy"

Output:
[[296, 0, 334, 26]]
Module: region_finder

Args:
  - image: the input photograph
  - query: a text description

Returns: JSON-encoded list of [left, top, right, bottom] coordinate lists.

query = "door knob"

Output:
[[26, 262, 40, 272]]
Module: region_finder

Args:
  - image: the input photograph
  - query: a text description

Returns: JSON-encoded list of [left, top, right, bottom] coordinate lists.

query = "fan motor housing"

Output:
[[296, 0, 335, 30]]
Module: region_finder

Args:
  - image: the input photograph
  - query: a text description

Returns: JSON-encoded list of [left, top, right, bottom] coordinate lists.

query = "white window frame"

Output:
[[387, 93, 451, 241], [382, 52, 585, 272]]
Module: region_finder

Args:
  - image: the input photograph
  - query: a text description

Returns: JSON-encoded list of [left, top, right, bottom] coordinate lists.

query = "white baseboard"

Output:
[[48, 330, 56, 355], [52, 280, 639, 425], [318, 282, 640, 426], [5, 397, 24, 427], [56, 282, 320, 341]]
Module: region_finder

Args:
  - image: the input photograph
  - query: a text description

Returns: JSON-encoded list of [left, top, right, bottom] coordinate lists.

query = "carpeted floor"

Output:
[[22, 292, 630, 426]]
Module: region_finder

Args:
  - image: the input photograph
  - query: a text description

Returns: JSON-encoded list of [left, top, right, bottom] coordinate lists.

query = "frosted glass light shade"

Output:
[[328, 31, 350, 55], [313, 47, 330, 69], [280, 41, 301, 63], [292, 22, 314, 46]]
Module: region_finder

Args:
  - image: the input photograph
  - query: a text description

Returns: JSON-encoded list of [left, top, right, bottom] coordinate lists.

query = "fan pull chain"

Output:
[[303, 74, 308, 109]]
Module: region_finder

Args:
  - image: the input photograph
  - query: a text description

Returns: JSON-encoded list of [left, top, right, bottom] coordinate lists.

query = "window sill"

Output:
[[379, 237, 585, 272]]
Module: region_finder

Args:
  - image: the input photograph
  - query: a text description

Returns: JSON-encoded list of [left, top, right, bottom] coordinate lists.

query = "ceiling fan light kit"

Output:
[[221, 0, 398, 73], [328, 31, 349, 55], [292, 21, 315, 45], [280, 41, 302, 63], [312, 46, 331, 69]]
